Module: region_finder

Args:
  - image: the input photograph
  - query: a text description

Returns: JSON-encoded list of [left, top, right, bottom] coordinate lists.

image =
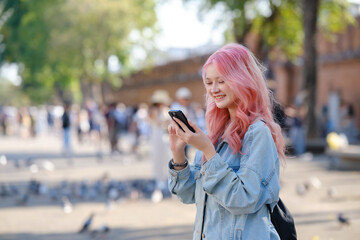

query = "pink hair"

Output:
[[202, 43, 286, 161]]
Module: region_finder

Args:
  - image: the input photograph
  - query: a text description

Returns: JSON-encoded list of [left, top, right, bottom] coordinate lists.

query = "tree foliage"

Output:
[[1, 0, 157, 104], [193, 0, 355, 60]]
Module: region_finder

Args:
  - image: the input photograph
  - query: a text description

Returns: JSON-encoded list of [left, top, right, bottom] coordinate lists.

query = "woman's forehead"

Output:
[[205, 64, 221, 79]]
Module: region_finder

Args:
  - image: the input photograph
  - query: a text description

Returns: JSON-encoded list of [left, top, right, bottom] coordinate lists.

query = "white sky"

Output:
[[155, 0, 228, 50], [1, 0, 359, 85]]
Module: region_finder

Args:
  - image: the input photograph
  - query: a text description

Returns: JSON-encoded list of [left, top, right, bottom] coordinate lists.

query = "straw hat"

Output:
[[150, 89, 171, 105]]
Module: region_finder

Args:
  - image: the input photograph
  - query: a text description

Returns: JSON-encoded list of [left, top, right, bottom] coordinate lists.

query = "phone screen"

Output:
[[168, 110, 195, 133]]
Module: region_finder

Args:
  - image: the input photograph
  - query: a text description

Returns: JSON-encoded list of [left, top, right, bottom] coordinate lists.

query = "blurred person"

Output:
[[319, 105, 329, 138], [105, 103, 125, 154], [171, 87, 197, 122], [193, 102, 206, 132], [288, 102, 307, 156], [171, 87, 197, 157], [76, 107, 90, 144], [130, 103, 151, 156], [18, 107, 32, 138], [168, 43, 285, 239], [149, 90, 172, 201], [62, 103, 72, 156], [47, 106, 55, 134], [88, 104, 104, 150], [0, 106, 7, 135], [28, 108, 36, 137], [35, 106, 48, 136], [339, 102, 358, 143]]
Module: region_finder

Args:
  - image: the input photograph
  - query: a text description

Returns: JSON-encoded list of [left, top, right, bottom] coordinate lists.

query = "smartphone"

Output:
[[168, 110, 196, 133]]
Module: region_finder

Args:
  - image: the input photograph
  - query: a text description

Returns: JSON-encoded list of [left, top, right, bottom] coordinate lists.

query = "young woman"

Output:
[[168, 43, 285, 240]]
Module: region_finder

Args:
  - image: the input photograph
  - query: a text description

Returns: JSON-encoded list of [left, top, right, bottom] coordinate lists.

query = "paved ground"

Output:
[[0, 133, 360, 240]]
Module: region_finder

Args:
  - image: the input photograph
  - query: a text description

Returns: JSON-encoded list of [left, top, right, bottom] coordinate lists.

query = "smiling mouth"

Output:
[[214, 95, 225, 101]]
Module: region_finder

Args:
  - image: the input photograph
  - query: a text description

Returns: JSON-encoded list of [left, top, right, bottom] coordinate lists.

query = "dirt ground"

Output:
[[0, 134, 360, 240]]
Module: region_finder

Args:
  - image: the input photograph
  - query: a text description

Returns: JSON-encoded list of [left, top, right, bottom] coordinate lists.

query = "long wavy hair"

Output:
[[202, 43, 286, 161]]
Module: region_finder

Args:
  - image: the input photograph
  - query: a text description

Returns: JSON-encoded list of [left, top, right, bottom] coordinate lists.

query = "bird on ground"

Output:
[[90, 225, 110, 238], [0, 155, 7, 166], [337, 213, 350, 226], [26, 157, 34, 166], [296, 183, 307, 196], [16, 192, 29, 206], [327, 186, 337, 199], [42, 160, 55, 172], [309, 176, 322, 189], [14, 158, 20, 168], [78, 213, 95, 233], [151, 189, 163, 203], [61, 196, 73, 214], [0, 184, 10, 197], [29, 164, 39, 174]]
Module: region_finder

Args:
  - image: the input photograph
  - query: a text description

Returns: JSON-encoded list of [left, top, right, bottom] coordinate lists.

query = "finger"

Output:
[[168, 124, 175, 134], [171, 118, 182, 132], [173, 117, 190, 133]]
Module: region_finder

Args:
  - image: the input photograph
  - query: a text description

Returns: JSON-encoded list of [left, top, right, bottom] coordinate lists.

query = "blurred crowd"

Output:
[[0, 88, 358, 159]]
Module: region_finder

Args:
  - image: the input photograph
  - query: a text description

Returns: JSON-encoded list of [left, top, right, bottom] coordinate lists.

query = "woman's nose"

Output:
[[211, 82, 219, 92]]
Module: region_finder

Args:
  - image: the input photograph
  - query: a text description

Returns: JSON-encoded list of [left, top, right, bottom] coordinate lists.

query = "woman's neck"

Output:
[[228, 107, 236, 121]]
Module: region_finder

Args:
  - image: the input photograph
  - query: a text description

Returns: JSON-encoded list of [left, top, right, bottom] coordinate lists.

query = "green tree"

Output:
[[1, 0, 157, 104], [190, 0, 355, 137]]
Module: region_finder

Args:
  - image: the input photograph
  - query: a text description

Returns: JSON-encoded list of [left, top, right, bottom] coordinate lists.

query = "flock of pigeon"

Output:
[[0, 154, 172, 237], [0, 152, 353, 237], [294, 175, 351, 228]]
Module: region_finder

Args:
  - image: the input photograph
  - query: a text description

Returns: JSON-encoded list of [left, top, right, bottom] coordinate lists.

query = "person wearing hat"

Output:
[[170, 87, 198, 157], [171, 87, 197, 123], [149, 90, 172, 202]]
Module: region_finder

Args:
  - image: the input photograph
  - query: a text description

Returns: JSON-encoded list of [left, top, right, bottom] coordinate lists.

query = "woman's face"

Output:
[[204, 63, 237, 111]]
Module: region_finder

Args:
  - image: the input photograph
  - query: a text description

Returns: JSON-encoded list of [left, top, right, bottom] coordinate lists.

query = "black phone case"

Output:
[[168, 110, 195, 133]]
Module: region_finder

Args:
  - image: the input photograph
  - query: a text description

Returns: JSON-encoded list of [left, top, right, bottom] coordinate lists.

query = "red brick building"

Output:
[[110, 17, 360, 128]]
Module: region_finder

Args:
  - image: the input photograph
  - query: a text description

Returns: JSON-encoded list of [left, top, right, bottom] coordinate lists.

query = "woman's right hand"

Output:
[[168, 122, 186, 160]]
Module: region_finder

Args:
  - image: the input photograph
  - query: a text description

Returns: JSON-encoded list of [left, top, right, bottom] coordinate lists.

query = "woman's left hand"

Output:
[[171, 118, 216, 161]]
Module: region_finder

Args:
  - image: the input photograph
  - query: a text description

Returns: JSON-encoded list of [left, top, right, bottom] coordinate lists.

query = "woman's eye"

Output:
[[205, 82, 212, 85]]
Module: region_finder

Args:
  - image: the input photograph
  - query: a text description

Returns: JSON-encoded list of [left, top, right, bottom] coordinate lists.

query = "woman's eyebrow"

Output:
[[205, 76, 220, 80]]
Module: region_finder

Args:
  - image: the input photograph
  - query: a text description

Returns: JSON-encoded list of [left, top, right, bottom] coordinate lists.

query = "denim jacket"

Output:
[[168, 120, 280, 240]]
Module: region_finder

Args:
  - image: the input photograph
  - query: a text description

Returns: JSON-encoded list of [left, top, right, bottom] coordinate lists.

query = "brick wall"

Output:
[[112, 18, 360, 127]]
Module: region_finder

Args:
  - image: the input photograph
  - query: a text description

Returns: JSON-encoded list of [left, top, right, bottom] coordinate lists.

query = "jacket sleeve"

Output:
[[168, 154, 202, 204], [201, 123, 280, 215]]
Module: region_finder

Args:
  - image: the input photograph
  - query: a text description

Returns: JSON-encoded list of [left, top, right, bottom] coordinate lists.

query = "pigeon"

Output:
[[9, 185, 19, 196], [16, 192, 29, 206], [296, 183, 307, 196], [0, 155, 7, 166], [327, 186, 337, 199], [0, 184, 10, 197], [151, 189, 163, 203], [42, 160, 55, 172], [337, 213, 350, 226], [79, 213, 95, 233], [108, 187, 119, 201], [14, 158, 20, 168], [308, 177, 322, 189], [79, 181, 88, 199], [90, 225, 110, 238], [49, 188, 59, 202], [26, 157, 34, 166], [61, 196, 73, 214], [29, 164, 39, 174]]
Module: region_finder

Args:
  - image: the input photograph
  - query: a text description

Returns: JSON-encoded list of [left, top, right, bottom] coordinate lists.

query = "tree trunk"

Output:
[[80, 77, 92, 105], [301, 0, 320, 139]]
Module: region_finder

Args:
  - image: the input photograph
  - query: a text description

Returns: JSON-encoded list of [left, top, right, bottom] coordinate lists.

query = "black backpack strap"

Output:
[[268, 198, 297, 240]]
